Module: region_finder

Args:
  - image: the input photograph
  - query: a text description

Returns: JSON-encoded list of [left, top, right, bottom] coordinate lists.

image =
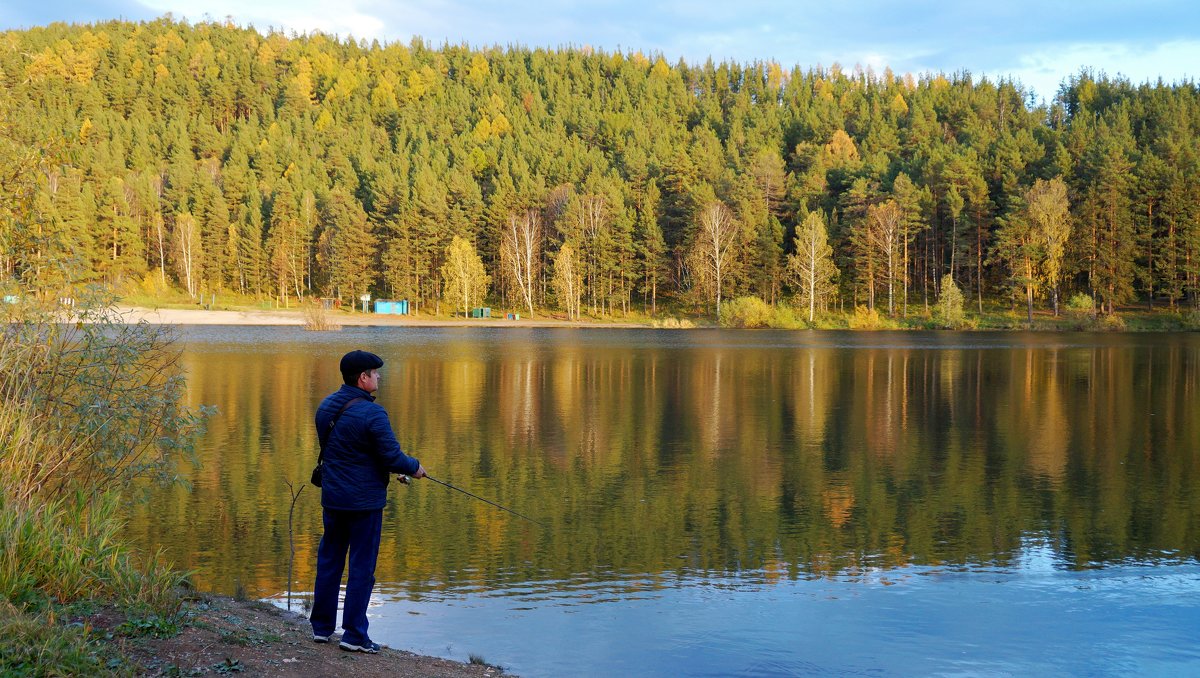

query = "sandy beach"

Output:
[[118, 306, 646, 328]]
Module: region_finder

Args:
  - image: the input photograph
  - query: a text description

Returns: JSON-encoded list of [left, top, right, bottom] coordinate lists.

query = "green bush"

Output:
[[717, 297, 812, 329], [1184, 311, 1200, 330], [847, 305, 900, 330], [720, 296, 773, 328], [0, 492, 187, 618], [767, 304, 808, 329], [936, 275, 966, 329], [1065, 292, 1096, 315], [1060, 293, 1129, 331], [0, 290, 208, 502], [651, 316, 695, 329]]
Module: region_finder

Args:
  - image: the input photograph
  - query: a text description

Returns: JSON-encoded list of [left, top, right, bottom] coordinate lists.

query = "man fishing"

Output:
[[310, 349, 426, 654]]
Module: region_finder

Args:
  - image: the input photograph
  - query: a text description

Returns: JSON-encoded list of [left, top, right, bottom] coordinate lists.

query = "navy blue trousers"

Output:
[[310, 507, 383, 646]]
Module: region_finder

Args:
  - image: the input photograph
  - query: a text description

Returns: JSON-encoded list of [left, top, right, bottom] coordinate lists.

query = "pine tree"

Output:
[[321, 188, 376, 303], [265, 180, 305, 305], [636, 180, 667, 315], [1079, 115, 1137, 313]]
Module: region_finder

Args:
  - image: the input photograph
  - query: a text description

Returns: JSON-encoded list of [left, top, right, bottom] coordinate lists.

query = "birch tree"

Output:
[[1028, 177, 1071, 316], [441, 236, 489, 317], [552, 243, 583, 320], [500, 208, 541, 317], [867, 200, 903, 316], [173, 211, 201, 298], [997, 177, 1072, 324], [993, 204, 1038, 325], [689, 200, 739, 317], [787, 211, 839, 322]]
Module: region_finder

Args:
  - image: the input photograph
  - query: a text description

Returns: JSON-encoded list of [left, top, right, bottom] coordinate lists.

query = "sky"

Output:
[[3, 0, 1199, 104]]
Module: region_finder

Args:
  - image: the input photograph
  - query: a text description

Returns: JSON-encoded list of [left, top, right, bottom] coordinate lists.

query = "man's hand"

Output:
[[397, 465, 428, 484]]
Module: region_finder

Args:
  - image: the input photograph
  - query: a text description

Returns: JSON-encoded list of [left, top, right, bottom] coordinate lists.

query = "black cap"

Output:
[[340, 350, 384, 384]]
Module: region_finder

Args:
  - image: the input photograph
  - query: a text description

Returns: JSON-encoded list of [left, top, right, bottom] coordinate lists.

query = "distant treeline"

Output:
[[1, 18, 1198, 318]]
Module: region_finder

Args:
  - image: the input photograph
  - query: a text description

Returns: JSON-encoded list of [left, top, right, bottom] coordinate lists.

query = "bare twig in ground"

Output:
[[283, 478, 305, 611]]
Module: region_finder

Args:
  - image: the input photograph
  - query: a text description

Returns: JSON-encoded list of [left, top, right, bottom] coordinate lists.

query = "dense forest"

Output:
[[1, 18, 1199, 321]]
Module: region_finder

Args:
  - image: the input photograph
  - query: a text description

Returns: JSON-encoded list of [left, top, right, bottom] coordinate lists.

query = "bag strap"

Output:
[[316, 397, 366, 465]]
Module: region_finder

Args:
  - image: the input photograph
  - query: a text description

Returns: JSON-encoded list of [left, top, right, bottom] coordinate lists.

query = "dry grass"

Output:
[[302, 297, 342, 331]]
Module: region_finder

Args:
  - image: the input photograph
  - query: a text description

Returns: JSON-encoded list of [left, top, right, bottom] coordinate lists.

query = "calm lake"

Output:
[[123, 326, 1200, 676]]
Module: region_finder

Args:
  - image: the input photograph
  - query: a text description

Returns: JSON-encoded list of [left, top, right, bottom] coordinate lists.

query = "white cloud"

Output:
[[139, 0, 386, 40], [1006, 40, 1200, 103]]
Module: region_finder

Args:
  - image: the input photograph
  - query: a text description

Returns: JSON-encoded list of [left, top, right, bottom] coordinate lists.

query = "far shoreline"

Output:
[[114, 304, 1200, 332], [119, 305, 649, 328]]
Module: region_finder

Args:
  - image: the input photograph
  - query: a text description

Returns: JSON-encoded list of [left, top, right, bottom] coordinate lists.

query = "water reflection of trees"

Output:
[[124, 334, 1200, 597]]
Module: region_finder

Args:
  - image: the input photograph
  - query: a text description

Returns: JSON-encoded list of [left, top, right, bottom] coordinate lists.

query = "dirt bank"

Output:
[[101, 593, 513, 676]]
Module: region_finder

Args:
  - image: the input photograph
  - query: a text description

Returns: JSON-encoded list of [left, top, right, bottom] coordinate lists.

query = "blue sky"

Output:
[[3, 0, 1198, 103]]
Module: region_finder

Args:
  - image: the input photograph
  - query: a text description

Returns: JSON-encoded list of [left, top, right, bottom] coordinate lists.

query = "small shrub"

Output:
[[990, 310, 1027, 330], [720, 296, 773, 328], [848, 306, 898, 330], [469, 653, 505, 670], [768, 304, 807, 329], [1183, 310, 1200, 330], [0, 291, 209, 502], [652, 317, 695, 329], [302, 297, 340, 331], [812, 313, 848, 330], [211, 658, 246, 674], [897, 313, 938, 330], [1065, 293, 1096, 316], [1097, 313, 1126, 332], [936, 275, 966, 329], [117, 613, 180, 638]]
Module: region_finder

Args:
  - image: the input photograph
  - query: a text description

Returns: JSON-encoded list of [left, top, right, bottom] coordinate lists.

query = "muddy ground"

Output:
[[86, 593, 513, 677]]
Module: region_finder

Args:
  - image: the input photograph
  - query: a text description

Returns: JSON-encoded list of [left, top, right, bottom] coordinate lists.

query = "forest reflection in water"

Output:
[[123, 327, 1200, 601]]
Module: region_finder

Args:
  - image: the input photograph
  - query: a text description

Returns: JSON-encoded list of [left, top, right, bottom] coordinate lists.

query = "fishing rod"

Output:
[[399, 474, 546, 527]]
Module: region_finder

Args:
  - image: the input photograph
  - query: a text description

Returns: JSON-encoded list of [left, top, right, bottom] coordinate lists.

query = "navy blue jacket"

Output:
[[315, 384, 420, 511]]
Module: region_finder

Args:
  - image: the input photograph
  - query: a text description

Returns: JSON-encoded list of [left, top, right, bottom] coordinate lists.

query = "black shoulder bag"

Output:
[[310, 397, 365, 487]]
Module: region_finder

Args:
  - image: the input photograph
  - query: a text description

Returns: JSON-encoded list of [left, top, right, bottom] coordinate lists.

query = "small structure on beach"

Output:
[[373, 300, 410, 315]]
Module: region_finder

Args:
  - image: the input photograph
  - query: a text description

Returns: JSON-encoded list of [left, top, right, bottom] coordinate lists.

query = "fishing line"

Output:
[[400, 474, 546, 527]]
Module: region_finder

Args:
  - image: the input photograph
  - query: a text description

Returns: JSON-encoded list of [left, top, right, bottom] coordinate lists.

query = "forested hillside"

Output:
[[1, 18, 1198, 320]]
